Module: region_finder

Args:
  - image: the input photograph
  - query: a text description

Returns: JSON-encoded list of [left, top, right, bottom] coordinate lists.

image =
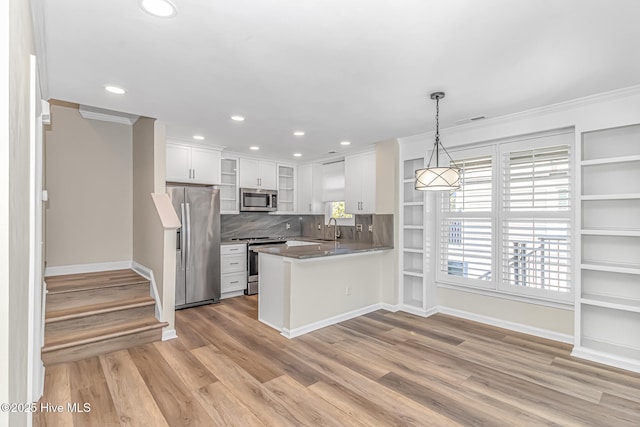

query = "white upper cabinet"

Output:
[[298, 163, 323, 214], [166, 142, 221, 185], [345, 151, 376, 213], [239, 158, 277, 189]]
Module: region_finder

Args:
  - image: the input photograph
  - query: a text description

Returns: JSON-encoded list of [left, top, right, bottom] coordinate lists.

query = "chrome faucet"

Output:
[[327, 218, 340, 241]]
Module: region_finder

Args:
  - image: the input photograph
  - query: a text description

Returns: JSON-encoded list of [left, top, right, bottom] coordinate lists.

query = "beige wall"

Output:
[[376, 139, 399, 305], [132, 119, 175, 330], [438, 288, 574, 335], [44, 102, 133, 267], [2, 0, 34, 425]]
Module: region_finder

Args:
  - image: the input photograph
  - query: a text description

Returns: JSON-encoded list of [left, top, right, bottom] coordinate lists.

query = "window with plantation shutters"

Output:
[[439, 153, 494, 284], [436, 129, 574, 302], [501, 141, 572, 295]]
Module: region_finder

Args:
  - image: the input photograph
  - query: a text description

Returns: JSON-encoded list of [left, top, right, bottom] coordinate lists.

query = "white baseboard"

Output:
[[380, 303, 400, 312], [281, 303, 383, 339], [399, 305, 438, 318], [436, 306, 574, 344], [132, 261, 162, 320], [162, 328, 178, 341], [44, 260, 132, 277], [571, 346, 640, 374]]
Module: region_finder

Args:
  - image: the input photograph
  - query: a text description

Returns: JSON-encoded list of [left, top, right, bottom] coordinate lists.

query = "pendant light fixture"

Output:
[[415, 92, 460, 191]]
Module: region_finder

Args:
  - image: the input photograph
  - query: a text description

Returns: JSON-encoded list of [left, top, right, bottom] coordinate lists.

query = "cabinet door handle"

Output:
[[309, 203, 311, 212], [230, 280, 239, 284], [230, 262, 239, 265], [193, 169, 196, 179]]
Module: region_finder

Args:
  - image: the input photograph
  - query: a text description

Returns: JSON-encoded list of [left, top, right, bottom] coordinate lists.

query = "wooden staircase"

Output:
[[43, 269, 168, 365]]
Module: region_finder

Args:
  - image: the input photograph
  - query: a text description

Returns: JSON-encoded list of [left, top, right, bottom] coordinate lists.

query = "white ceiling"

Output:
[[41, 0, 640, 162]]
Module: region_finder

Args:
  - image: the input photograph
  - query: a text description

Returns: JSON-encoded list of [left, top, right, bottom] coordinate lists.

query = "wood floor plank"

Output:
[[182, 308, 284, 383], [67, 357, 120, 427], [128, 344, 214, 426], [100, 350, 169, 427], [194, 381, 265, 427], [264, 375, 368, 427], [153, 339, 218, 390], [192, 345, 305, 427], [289, 335, 461, 426], [36, 363, 73, 427]]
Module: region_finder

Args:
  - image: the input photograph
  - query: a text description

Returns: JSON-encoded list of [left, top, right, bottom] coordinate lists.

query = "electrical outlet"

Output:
[[317, 224, 322, 230], [345, 286, 351, 296], [356, 224, 362, 232], [368, 225, 373, 232], [286, 223, 291, 230]]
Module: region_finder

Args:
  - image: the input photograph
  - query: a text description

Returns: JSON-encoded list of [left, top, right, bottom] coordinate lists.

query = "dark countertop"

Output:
[[250, 239, 393, 260]]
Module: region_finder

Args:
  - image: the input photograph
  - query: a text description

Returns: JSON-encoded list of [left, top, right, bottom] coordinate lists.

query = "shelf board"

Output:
[[403, 248, 424, 254], [403, 225, 424, 230], [279, 187, 294, 191], [581, 228, 640, 237], [279, 175, 294, 178], [581, 262, 640, 275], [403, 202, 424, 206], [221, 172, 236, 176], [581, 154, 640, 166], [220, 198, 236, 202], [403, 269, 424, 277], [217, 183, 236, 187], [581, 193, 640, 201], [581, 294, 640, 313], [404, 178, 417, 183]]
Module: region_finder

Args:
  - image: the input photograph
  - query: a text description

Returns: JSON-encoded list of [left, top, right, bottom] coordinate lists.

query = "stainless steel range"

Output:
[[230, 237, 287, 295]]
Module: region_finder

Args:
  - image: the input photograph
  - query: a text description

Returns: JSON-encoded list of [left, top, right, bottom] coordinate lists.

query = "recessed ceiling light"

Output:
[[293, 153, 302, 157], [340, 141, 351, 146], [231, 115, 245, 122], [293, 131, 305, 136], [139, 0, 177, 18], [193, 135, 205, 140], [105, 85, 126, 95], [249, 146, 260, 151]]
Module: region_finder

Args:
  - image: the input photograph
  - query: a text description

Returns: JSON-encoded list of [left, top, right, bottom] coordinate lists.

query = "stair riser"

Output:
[[46, 304, 156, 336], [47, 282, 150, 312], [42, 328, 163, 366]]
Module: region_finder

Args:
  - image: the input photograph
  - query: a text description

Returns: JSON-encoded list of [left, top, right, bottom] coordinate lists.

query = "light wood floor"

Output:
[[35, 295, 640, 426]]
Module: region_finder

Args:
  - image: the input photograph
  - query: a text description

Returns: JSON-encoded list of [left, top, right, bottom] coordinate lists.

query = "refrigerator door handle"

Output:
[[180, 203, 186, 268], [185, 202, 192, 270]]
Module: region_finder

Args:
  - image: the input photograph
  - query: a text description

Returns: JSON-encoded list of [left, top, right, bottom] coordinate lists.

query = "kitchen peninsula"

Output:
[[253, 240, 393, 338]]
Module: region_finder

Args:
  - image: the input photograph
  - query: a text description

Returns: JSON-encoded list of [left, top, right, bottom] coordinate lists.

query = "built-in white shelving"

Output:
[[574, 123, 640, 373], [400, 157, 427, 312], [220, 157, 239, 214], [277, 164, 295, 212]]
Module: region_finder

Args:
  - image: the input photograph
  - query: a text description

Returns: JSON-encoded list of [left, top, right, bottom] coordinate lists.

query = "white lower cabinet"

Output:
[[220, 244, 247, 296]]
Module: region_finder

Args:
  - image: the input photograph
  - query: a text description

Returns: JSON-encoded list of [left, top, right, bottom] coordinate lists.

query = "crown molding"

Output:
[[78, 104, 139, 125], [166, 137, 226, 151]]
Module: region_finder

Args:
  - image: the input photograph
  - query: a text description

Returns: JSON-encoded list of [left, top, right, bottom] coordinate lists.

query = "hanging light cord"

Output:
[[425, 95, 459, 169]]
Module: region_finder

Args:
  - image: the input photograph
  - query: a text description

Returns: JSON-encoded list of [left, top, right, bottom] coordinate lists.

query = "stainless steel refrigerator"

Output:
[[167, 185, 221, 309]]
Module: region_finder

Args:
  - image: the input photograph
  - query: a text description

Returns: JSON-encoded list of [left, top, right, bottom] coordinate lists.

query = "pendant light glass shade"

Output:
[[415, 91, 460, 191], [415, 166, 460, 191]]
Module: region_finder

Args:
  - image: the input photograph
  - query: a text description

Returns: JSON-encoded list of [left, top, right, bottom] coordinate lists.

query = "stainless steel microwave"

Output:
[[240, 188, 278, 212]]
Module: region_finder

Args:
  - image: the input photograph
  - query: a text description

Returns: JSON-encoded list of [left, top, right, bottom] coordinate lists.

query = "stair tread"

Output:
[[46, 269, 148, 294], [43, 317, 168, 351], [46, 296, 156, 323]]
